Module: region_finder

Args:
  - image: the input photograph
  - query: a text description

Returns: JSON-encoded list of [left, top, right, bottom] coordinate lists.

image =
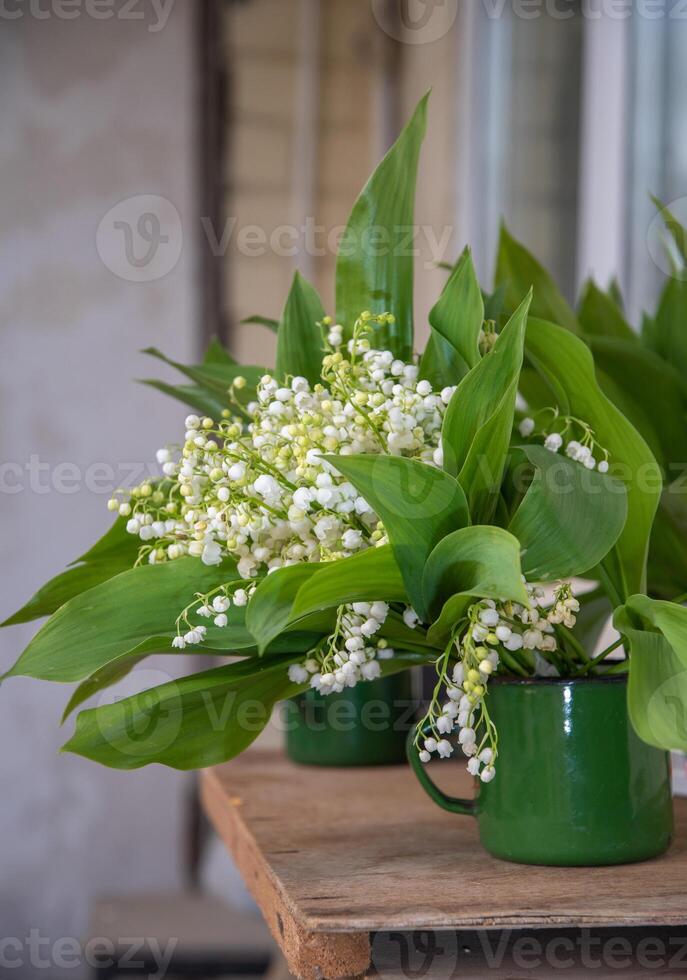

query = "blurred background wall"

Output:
[[2, 0, 687, 972], [0, 1, 198, 966]]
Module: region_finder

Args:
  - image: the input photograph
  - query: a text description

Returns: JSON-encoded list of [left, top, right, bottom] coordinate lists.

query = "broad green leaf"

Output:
[[275, 271, 326, 386], [141, 347, 264, 402], [591, 367, 664, 466], [589, 336, 687, 466], [508, 445, 628, 581], [2, 519, 140, 627], [3, 559, 248, 683], [245, 564, 321, 655], [428, 248, 484, 370], [247, 546, 406, 653], [577, 281, 637, 342], [615, 595, 687, 751], [418, 332, 469, 390], [483, 283, 506, 321], [442, 292, 531, 523], [62, 650, 150, 722], [525, 318, 662, 598], [240, 314, 279, 333], [518, 367, 556, 415], [641, 311, 659, 354], [495, 224, 579, 333], [424, 526, 527, 643], [202, 337, 236, 365], [62, 656, 301, 770], [323, 455, 469, 621], [62, 650, 431, 771], [60, 625, 324, 721], [290, 547, 407, 621], [74, 516, 140, 564], [648, 484, 687, 600], [139, 379, 228, 419], [653, 278, 687, 379], [335, 93, 429, 360]]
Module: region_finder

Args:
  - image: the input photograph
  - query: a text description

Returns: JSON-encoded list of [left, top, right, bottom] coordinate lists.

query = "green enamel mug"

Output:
[[407, 675, 674, 866], [286, 673, 416, 766]]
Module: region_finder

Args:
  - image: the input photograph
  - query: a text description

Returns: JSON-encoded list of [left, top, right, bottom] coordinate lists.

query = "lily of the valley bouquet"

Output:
[[4, 95, 687, 780]]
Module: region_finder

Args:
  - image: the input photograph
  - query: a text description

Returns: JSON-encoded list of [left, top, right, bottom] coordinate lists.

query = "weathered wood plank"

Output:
[[201, 761, 370, 979], [201, 749, 687, 977]]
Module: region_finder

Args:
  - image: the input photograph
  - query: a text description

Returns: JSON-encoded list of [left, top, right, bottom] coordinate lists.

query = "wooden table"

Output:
[[201, 750, 687, 978]]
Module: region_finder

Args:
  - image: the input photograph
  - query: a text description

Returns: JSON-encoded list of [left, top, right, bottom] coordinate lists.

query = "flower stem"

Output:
[[580, 636, 625, 674]]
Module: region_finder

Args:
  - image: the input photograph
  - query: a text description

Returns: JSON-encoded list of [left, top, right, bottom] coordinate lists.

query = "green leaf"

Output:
[[615, 595, 687, 751], [247, 546, 406, 653], [653, 278, 687, 379], [202, 337, 236, 365], [586, 335, 687, 468], [73, 516, 138, 564], [62, 624, 322, 723], [525, 318, 662, 598], [518, 367, 557, 415], [3, 559, 248, 683], [335, 93, 429, 360], [141, 347, 264, 401], [62, 656, 301, 770], [62, 651, 149, 722], [577, 280, 637, 342], [290, 546, 407, 620], [244, 564, 320, 655], [495, 224, 579, 333], [428, 248, 484, 370], [275, 272, 326, 386], [423, 526, 528, 643], [322, 455, 469, 620], [483, 283, 506, 322], [508, 445, 628, 581], [591, 367, 664, 466], [418, 332, 469, 390], [139, 379, 228, 419], [2, 519, 140, 627], [240, 314, 279, 333], [648, 485, 687, 600], [442, 292, 531, 523], [641, 311, 659, 354]]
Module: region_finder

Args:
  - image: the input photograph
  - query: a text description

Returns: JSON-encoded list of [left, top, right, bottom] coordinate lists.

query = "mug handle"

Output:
[[406, 720, 479, 816]]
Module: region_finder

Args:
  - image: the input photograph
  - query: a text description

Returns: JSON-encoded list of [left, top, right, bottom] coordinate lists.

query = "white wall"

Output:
[[0, 5, 199, 969]]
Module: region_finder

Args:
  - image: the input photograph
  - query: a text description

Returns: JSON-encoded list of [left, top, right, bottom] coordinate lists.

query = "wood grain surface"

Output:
[[201, 749, 687, 977]]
